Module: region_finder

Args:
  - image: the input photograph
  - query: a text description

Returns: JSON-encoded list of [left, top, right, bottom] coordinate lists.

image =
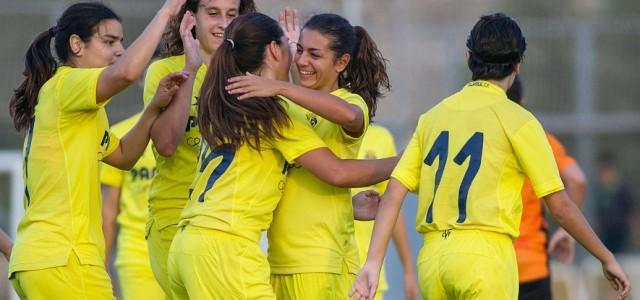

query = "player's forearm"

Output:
[[366, 180, 408, 267], [391, 213, 416, 274], [114, 106, 161, 169], [0, 229, 13, 260], [150, 76, 195, 156], [279, 83, 365, 134], [545, 191, 614, 263], [101, 185, 120, 261], [340, 156, 398, 188]]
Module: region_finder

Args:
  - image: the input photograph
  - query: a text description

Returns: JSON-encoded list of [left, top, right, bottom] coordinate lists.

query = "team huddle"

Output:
[[2, 0, 633, 299]]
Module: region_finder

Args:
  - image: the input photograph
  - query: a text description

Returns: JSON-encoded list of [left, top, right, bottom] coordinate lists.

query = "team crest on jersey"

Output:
[[306, 113, 318, 128]]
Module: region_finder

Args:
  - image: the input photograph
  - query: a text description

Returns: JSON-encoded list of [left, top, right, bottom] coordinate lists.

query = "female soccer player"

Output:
[[226, 13, 391, 299], [142, 1, 256, 293], [101, 112, 164, 300], [7, 1, 187, 298], [508, 76, 587, 300], [167, 12, 396, 299], [351, 13, 630, 300]]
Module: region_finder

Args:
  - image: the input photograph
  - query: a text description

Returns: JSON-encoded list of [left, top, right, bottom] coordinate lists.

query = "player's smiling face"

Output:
[[194, 0, 240, 55], [295, 28, 350, 93]]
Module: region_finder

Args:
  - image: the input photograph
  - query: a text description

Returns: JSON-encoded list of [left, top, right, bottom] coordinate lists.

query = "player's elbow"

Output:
[[153, 135, 180, 157]]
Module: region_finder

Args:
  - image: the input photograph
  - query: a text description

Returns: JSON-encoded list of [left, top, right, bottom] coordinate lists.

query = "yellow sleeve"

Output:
[[390, 120, 423, 193], [58, 67, 107, 112], [101, 162, 124, 188], [143, 60, 174, 107], [274, 106, 327, 162], [103, 130, 121, 158], [511, 120, 564, 198], [340, 93, 370, 142]]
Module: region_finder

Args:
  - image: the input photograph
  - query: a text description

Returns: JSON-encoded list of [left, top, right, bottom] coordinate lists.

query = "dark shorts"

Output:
[[519, 276, 551, 300]]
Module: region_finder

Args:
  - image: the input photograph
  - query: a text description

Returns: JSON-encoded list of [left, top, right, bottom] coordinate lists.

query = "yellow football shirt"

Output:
[[268, 88, 370, 275], [143, 55, 207, 230], [178, 100, 326, 242], [101, 113, 156, 267], [392, 80, 564, 239], [10, 66, 120, 275], [352, 124, 396, 292]]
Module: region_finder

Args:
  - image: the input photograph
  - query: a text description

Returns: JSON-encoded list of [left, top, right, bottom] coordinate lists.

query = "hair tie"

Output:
[[48, 25, 59, 36], [226, 38, 235, 49]]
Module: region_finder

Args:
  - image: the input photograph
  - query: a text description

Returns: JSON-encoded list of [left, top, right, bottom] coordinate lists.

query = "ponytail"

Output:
[[341, 26, 390, 120], [198, 12, 290, 152], [9, 28, 57, 131]]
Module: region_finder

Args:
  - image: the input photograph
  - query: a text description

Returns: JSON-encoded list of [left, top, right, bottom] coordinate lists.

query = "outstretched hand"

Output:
[[180, 11, 202, 71], [161, 0, 187, 17], [279, 7, 300, 46]]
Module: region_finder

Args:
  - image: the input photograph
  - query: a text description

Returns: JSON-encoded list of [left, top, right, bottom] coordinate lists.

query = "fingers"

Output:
[[285, 7, 294, 33], [619, 277, 631, 300], [292, 9, 300, 32]]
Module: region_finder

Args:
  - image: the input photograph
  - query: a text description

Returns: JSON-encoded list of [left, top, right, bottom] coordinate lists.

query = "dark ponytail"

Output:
[[9, 2, 120, 131], [198, 12, 290, 151], [9, 29, 57, 131], [303, 14, 390, 120], [160, 0, 258, 58]]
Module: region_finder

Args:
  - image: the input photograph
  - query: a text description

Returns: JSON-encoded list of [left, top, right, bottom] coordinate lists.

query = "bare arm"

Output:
[[101, 184, 120, 263], [226, 75, 366, 136], [351, 179, 410, 300], [548, 163, 587, 262], [391, 213, 420, 300], [544, 190, 630, 299], [0, 229, 12, 260], [149, 11, 201, 156], [96, 0, 185, 103], [295, 148, 397, 188], [104, 72, 188, 169]]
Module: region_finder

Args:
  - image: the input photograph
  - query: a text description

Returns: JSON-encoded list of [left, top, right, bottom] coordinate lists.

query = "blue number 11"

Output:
[[423, 131, 483, 223]]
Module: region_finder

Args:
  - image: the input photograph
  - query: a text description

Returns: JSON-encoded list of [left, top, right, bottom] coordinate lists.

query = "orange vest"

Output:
[[515, 133, 576, 283]]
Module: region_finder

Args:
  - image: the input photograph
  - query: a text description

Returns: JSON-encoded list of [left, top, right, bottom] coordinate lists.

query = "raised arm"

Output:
[[104, 72, 189, 169], [226, 74, 366, 136], [149, 11, 201, 156], [96, 0, 185, 104]]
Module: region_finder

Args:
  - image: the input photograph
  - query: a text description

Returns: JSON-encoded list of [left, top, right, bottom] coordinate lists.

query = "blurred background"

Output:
[[0, 0, 639, 299]]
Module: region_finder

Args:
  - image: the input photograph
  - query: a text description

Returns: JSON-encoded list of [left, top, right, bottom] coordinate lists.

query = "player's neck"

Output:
[[486, 73, 516, 93]]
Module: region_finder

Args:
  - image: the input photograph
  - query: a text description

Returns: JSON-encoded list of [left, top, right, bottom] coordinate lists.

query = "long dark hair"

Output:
[[303, 14, 390, 120], [466, 13, 526, 81], [198, 12, 289, 151], [9, 2, 120, 131], [160, 0, 257, 58]]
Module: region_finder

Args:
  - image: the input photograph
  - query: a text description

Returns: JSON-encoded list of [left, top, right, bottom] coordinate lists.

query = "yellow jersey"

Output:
[[392, 81, 564, 239], [143, 55, 207, 230], [100, 113, 156, 268], [10, 66, 120, 275], [268, 88, 370, 275], [352, 124, 396, 292], [178, 100, 326, 242]]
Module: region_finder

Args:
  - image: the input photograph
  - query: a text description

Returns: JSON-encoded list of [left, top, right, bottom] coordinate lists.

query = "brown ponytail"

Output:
[[9, 29, 57, 131], [198, 12, 290, 151]]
